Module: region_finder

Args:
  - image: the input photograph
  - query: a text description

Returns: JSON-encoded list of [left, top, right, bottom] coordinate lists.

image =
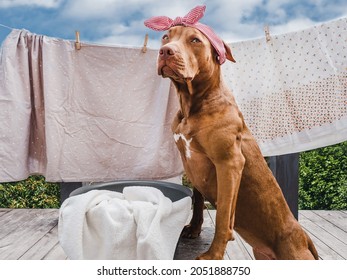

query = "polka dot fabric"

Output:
[[223, 17, 347, 156], [0, 29, 183, 182]]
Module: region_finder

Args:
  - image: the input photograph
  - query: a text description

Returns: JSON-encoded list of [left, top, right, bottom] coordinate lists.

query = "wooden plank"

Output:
[[1, 209, 345, 260], [0, 209, 43, 239], [19, 214, 61, 260], [300, 210, 347, 259], [312, 210, 347, 233], [207, 210, 253, 260], [205, 210, 228, 259], [0, 209, 58, 259], [299, 211, 345, 260], [299, 213, 336, 260], [226, 233, 253, 260], [202, 208, 214, 226], [0, 208, 11, 217], [174, 210, 214, 260], [42, 242, 67, 260], [307, 210, 347, 229], [301, 211, 347, 246], [174, 227, 215, 260]]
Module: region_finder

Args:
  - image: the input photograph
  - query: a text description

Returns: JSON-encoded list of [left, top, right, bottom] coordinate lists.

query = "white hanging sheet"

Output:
[[224, 17, 347, 156]]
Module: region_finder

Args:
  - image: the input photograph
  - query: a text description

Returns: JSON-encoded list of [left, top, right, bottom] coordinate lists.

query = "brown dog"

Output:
[[157, 26, 319, 260]]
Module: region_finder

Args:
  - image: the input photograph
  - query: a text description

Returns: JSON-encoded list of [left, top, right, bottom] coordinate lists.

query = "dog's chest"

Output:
[[172, 115, 204, 161], [173, 133, 193, 159]]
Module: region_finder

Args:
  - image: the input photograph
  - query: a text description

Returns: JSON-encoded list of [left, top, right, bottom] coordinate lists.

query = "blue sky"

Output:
[[1, 0, 347, 48]]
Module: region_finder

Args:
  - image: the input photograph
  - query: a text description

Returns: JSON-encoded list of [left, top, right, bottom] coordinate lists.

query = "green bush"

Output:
[[299, 141, 347, 210], [0, 175, 60, 208]]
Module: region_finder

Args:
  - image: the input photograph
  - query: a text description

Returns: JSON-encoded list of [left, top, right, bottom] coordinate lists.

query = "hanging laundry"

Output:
[[223, 17, 347, 156], [0, 17, 347, 182], [0, 29, 183, 182]]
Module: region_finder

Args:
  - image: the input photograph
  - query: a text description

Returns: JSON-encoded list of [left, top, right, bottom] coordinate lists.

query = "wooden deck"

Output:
[[0, 208, 346, 260]]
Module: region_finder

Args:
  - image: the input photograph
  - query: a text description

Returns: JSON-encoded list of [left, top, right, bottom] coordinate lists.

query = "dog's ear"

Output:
[[223, 41, 236, 63]]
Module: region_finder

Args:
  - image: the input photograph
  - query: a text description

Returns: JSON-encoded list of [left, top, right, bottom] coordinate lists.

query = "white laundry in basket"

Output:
[[58, 187, 191, 260]]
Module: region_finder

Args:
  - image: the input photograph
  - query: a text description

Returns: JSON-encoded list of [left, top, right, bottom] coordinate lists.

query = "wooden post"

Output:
[[267, 153, 299, 219]]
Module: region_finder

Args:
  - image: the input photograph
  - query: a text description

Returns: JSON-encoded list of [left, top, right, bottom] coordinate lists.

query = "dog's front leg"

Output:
[[197, 143, 245, 260], [181, 188, 204, 238]]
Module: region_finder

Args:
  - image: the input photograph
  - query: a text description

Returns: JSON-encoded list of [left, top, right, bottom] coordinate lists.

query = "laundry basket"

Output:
[[60, 180, 193, 259], [69, 180, 192, 202]]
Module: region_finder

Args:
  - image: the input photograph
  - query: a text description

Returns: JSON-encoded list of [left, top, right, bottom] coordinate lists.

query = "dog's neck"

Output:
[[171, 68, 228, 118]]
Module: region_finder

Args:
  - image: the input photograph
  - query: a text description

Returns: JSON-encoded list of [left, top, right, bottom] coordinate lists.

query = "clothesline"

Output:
[[0, 23, 14, 30], [0, 21, 273, 50], [0, 17, 346, 182], [0, 23, 151, 52]]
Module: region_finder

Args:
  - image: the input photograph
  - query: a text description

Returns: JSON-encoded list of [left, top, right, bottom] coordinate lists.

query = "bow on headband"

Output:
[[144, 5, 206, 31], [144, 5, 227, 64]]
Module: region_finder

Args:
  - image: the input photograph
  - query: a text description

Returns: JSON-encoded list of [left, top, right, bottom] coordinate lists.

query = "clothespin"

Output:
[[75, 31, 81, 50], [142, 34, 149, 53], [264, 25, 271, 42]]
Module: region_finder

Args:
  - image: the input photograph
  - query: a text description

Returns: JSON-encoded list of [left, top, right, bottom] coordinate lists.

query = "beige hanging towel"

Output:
[[0, 29, 183, 182]]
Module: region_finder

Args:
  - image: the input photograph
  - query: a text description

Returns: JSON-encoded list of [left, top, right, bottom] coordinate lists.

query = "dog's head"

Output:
[[157, 25, 235, 84]]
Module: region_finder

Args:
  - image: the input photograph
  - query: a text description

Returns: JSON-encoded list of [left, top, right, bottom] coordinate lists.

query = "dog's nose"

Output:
[[159, 45, 176, 59]]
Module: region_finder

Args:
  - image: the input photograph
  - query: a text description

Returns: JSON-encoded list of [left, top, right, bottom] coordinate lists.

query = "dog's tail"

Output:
[[305, 231, 319, 260]]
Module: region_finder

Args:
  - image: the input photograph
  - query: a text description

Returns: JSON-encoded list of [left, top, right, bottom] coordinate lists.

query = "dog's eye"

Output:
[[162, 34, 169, 41], [191, 38, 201, 43]]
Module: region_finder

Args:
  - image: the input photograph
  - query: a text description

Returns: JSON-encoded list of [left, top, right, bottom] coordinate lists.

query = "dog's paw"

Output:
[[181, 224, 201, 239]]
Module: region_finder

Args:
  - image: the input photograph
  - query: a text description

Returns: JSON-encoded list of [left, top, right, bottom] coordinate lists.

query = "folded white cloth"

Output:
[[58, 187, 191, 260]]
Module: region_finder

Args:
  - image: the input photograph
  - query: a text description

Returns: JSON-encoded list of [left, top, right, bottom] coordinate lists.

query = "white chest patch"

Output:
[[173, 133, 193, 159]]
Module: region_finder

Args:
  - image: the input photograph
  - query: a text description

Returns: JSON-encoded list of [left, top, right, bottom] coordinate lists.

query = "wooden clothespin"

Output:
[[264, 25, 271, 42], [142, 34, 149, 53], [75, 31, 81, 50]]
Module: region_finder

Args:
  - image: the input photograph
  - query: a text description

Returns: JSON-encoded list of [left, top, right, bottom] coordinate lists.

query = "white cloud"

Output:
[[62, 0, 202, 20], [0, 0, 62, 8], [269, 17, 317, 36], [144, 1, 202, 19], [63, 0, 123, 19], [2, 0, 344, 47], [62, 0, 212, 48], [198, 0, 263, 42], [95, 20, 150, 47], [79, 0, 347, 48], [64, 0, 347, 46]]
